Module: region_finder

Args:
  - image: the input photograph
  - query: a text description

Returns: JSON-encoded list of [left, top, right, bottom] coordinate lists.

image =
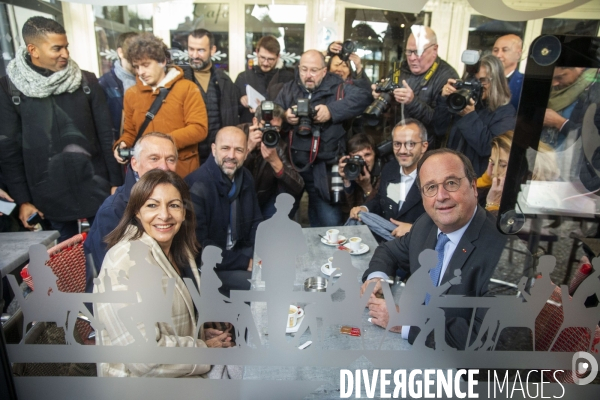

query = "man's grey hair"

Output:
[[132, 132, 177, 160], [394, 118, 428, 142]]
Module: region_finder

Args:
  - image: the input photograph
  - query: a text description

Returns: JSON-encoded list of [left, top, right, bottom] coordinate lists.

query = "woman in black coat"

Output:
[[436, 54, 516, 176]]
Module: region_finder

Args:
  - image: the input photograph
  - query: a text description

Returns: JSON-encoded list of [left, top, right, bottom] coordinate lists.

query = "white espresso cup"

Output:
[[327, 229, 339, 243], [287, 305, 304, 328], [347, 237, 362, 252], [326, 256, 334, 268]]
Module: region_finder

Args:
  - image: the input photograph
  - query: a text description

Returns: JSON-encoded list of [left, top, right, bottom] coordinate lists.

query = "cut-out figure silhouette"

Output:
[[255, 193, 307, 349], [116, 241, 180, 346], [550, 256, 600, 351], [184, 245, 260, 347], [381, 249, 461, 351], [295, 251, 372, 347], [470, 255, 557, 351], [7, 244, 101, 345]]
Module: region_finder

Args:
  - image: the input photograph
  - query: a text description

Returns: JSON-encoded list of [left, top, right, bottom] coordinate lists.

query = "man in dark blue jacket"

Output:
[[98, 32, 138, 143], [275, 50, 372, 227], [185, 127, 262, 295], [84, 132, 178, 292], [349, 119, 428, 240]]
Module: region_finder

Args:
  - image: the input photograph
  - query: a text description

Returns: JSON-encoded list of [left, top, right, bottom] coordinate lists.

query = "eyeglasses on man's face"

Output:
[[421, 177, 466, 197], [258, 55, 277, 64], [393, 140, 423, 151], [404, 43, 436, 58], [299, 66, 325, 76]]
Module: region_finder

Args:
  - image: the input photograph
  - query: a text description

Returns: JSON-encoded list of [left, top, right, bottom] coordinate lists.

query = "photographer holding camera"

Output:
[[275, 50, 372, 227], [366, 26, 458, 147], [327, 41, 372, 92], [338, 133, 381, 210], [435, 54, 515, 176], [242, 101, 304, 219]]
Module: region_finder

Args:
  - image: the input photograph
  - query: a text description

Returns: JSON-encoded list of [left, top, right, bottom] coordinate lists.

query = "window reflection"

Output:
[[467, 15, 526, 54]]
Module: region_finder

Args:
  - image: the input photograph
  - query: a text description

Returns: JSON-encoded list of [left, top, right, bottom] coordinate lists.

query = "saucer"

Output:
[[321, 263, 342, 277], [286, 313, 305, 333], [321, 235, 347, 246], [349, 243, 369, 256]]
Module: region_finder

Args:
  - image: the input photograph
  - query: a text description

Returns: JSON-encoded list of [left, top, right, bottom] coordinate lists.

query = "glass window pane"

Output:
[[244, 4, 306, 69], [0, 5, 15, 77], [170, 3, 230, 71], [344, 9, 430, 84], [467, 15, 526, 54], [541, 18, 600, 36]]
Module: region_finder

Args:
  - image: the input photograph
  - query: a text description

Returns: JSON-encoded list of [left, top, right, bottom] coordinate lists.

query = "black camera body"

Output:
[[363, 78, 401, 126], [447, 79, 482, 114], [260, 101, 279, 148], [118, 148, 134, 161], [339, 40, 357, 62], [292, 98, 315, 135], [344, 155, 366, 181]]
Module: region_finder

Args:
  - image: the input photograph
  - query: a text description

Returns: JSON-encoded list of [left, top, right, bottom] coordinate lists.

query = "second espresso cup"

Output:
[[287, 305, 304, 328], [347, 237, 362, 252], [327, 229, 339, 243]]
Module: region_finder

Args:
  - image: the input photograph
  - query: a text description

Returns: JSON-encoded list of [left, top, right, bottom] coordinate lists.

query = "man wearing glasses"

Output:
[[348, 119, 428, 239], [373, 26, 458, 148], [275, 50, 372, 227], [235, 36, 294, 124], [361, 149, 508, 350], [241, 102, 304, 219]]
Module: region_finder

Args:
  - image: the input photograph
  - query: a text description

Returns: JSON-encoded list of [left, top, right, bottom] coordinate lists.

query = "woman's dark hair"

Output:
[[105, 170, 198, 269]]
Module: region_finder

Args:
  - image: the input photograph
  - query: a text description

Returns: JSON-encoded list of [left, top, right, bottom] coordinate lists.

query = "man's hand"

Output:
[[205, 331, 234, 348], [486, 176, 505, 206], [260, 144, 283, 173], [371, 83, 381, 100], [360, 278, 384, 296], [247, 258, 253, 272], [390, 218, 412, 238], [441, 78, 458, 97], [348, 53, 362, 74], [392, 80, 415, 105], [240, 95, 249, 108], [247, 124, 263, 152], [0, 189, 14, 216], [350, 206, 367, 220], [110, 186, 118, 195], [338, 156, 349, 180], [458, 98, 475, 117], [367, 294, 401, 332], [313, 104, 331, 123], [285, 108, 299, 125], [544, 108, 567, 130], [113, 141, 129, 164], [19, 202, 43, 229]]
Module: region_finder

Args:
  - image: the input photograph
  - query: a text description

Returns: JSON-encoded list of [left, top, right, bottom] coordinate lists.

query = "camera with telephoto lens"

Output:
[[344, 155, 366, 181], [292, 98, 315, 136], [118, 147, 133, 161], [259, 101, 279, 148], [447, 50, 482, 114], [339, 40, 357, 62], [363, 78, 401, 126]]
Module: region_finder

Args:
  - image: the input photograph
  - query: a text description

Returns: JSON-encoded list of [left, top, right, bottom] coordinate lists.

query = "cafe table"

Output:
[[242, 225, 413, 397], [0, 231, 60, 277]]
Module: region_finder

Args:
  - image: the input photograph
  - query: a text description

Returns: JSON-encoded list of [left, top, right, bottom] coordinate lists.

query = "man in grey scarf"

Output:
[[0, 16, 122, 243], [99, 32, 138, 143]]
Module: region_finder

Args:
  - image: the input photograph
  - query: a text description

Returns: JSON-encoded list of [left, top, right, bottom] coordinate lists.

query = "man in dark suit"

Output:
[[349, 119, 428, 239], [361, 148, 508, 350]]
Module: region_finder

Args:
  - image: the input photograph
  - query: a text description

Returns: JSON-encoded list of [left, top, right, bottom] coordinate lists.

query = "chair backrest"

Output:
[[20, 233, 88, 293]]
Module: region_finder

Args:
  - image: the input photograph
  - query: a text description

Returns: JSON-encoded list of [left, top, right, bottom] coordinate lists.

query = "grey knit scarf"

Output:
[[6, 46, 82, 98], [113, 59, 137, 92]]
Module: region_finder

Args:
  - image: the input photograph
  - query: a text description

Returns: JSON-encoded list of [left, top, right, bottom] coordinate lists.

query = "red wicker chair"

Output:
[[20, 232, 94, 344]]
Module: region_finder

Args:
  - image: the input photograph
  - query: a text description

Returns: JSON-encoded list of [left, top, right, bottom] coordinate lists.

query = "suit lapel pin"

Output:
[[462, 248, 466, 253]]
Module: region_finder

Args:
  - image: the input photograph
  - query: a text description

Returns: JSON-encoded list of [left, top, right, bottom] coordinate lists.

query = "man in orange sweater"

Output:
[[113, 33, 208, 178]]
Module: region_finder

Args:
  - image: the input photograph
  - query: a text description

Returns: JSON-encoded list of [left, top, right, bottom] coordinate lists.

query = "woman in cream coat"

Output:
[[94, 169, 231, 377]]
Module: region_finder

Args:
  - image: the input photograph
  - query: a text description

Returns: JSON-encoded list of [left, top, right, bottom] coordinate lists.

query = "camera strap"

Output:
[[135, 87, 172, 144]]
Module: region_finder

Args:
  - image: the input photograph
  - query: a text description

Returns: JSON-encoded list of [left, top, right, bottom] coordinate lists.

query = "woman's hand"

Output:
[[205, 330, 234, 348], [441, 78, 457, 97], [458, 98, 475, 117], [486, 176, 505, 206]]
